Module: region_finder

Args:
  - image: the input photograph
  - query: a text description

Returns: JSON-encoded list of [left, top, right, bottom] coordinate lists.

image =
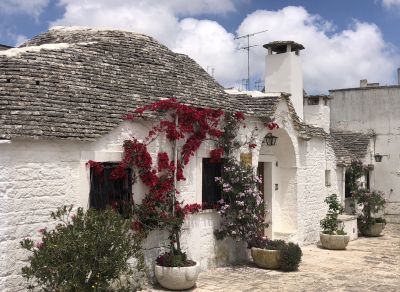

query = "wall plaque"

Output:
[[240, 152, 252, 167]]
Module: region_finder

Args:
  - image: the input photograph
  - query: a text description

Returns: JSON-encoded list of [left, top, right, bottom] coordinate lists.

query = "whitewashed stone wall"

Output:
[[296, 137, 341, 244], [0, 109, 343, 290], [303, 98, 330, 132], [330, 87, 400, 223], [0, 141, 84, 291], [0, 121, 245, 291]]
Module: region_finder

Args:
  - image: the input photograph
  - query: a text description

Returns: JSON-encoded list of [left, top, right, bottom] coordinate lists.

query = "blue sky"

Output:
[[1, 0, 400, 93]]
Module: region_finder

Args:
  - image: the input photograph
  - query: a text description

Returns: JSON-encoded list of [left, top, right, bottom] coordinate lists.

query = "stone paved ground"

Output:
[[146, 224, 400, 292]]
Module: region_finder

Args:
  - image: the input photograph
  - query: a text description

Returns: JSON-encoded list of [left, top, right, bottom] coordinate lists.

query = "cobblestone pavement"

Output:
[[147, 224, 400, 292]]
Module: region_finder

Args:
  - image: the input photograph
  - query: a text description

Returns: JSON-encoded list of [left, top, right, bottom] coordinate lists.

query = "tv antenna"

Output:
[[235, 29, 268, 90]]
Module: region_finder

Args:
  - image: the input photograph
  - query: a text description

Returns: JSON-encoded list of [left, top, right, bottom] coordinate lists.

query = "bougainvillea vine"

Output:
[[110, 99, 225, 253]]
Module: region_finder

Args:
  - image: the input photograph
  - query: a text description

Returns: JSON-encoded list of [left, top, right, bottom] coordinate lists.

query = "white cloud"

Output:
[[172, 18, 246, 85], [51, 2, 400, 93], [0, 0, 50, 18], [237, 6, 399, 92], [382, 0, 400, 8]]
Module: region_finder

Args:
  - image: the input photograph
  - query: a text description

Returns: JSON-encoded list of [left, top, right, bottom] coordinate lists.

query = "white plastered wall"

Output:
[[330, 88, 400, 222]]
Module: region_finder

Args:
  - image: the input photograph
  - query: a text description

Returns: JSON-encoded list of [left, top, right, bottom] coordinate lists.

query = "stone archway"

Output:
[[258, 127, 298, 239]]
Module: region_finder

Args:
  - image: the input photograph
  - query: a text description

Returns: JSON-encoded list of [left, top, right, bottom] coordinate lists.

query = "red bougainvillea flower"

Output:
[[157, 152, 170, 172], [131, 220, 142, 232], [86, 160, 104, 176], [233, 112, 245, 121], [249, 143, 257, 149], [210, 148, 224, 163], [94, 99, 226, 238], [266, 122, 279, 130]]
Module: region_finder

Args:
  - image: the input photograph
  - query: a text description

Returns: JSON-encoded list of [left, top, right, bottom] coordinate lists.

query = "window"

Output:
[[325, 169, 331, 187], [307, 97, 319, 105], [89, 162, 132, 215], [365, 169, 370, 190], [202, 158, 223, 207]]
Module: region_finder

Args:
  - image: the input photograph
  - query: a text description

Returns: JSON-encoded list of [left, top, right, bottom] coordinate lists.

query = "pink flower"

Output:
[[38, 228, 47, 234], [36, 242, 45, 249]]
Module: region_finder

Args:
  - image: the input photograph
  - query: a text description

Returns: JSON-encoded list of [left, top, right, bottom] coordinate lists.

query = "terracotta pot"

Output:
[[361, 222, 386, 237], [155, 261, 200, 290], [320, 233, 350, 250], [251, 247, 280, 269]]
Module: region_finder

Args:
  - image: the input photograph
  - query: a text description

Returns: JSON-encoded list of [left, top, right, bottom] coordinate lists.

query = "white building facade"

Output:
[[0, 28, 356, 291], [330, 81, 400, 223]]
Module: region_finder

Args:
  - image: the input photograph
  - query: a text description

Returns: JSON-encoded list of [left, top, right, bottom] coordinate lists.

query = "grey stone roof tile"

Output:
[[329, 130, 371, 164], [0, 27, 246, 141]]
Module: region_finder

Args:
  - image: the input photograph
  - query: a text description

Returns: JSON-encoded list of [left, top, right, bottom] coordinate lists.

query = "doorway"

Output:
[[257, 161, 273, 238]]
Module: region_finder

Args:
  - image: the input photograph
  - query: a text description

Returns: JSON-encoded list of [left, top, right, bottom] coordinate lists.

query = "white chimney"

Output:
[[360, 79, 368, 87], [264, 41, 305, 119]]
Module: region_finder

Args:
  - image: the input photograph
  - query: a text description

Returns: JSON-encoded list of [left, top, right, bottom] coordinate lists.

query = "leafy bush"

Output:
[[251, 239, 302, 272], [320, 194, 345, 235], [20, 206, 144, 291], [279, 242, 303, 272], [264, 239, 286, 251]]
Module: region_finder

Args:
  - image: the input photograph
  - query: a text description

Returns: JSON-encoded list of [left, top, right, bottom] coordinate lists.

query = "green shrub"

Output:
[[264, 239, 286, 251], [279, 242, 303, 272], [20, 205, 144, 291]]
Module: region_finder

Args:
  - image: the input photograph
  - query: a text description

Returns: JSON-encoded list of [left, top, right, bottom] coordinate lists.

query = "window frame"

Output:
[[89, 162, 133, 213]]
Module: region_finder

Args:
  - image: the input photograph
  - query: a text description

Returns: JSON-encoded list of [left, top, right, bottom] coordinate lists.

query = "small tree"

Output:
[[20, 206, 144, 291], [320, 194, 345, 235], [352, 189, 386, 231]]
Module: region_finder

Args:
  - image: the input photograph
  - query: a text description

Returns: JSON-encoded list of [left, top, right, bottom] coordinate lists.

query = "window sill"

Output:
[[198, 208, 218, 214]]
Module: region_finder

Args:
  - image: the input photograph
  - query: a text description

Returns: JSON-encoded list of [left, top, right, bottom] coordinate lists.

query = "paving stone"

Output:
[[145, 224, 400, 291]]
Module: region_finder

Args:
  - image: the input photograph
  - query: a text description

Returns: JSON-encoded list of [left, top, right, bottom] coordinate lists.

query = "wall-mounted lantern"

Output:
[[374, 154, 382, 162], [374, 153, 390, 162], [264, 133, 278, 146]]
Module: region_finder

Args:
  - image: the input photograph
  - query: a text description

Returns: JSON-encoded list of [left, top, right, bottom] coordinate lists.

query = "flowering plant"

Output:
[[214, 159, 267, 246]]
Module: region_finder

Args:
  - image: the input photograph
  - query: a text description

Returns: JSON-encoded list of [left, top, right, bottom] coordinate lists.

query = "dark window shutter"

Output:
[[202, 158, 222, 206], [89, 163, 132, 214]]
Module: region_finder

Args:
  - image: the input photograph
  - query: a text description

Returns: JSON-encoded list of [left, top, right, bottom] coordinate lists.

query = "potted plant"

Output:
[[154, 249, 200, 290], [250, 238, 283, 269], [249, 238, 303, 271], [320, 194, 350, 250], [352, 189, 387, 236]]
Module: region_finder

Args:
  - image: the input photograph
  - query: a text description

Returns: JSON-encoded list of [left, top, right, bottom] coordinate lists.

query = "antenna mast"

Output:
[[235, 29, 268, 90]]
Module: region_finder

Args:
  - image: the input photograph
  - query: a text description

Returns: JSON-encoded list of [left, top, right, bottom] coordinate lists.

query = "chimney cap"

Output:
[[263, 41, 304, 53]]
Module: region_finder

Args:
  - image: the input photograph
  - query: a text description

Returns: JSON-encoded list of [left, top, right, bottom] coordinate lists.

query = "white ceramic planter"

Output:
[[320, 233, 350, 250], [155, 261, 200, 290]]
